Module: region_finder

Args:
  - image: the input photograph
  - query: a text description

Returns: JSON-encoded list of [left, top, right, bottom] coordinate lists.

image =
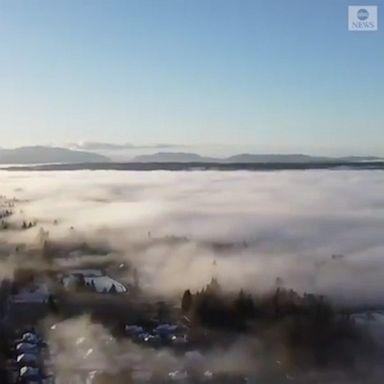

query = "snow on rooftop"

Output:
[[20, 366, 39, 377], [17, 353, 38, 364], [62, 269, 127, 293], [84, 275, 126, 293]]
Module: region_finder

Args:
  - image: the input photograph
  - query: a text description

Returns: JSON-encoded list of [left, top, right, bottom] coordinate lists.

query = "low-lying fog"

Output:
[[1, 170, 384, 305]]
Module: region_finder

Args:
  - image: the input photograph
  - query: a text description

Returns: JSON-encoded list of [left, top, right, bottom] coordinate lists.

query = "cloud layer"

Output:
[[67, 142, 183, 151], [1, 170, 384, 304]]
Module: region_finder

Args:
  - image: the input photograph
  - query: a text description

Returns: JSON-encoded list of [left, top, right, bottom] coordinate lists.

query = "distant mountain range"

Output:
[[0, 146, 108, 164], [132, 152, 384, 163], [0, 147, 383, 165], [133, 152, 216, 162]]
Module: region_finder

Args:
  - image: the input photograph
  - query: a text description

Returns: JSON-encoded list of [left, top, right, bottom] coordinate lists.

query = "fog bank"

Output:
[[1, 170, 384, 304]]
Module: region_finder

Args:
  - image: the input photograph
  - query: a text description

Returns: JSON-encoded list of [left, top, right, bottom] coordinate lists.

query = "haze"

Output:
[[1, 169, 384, 304]]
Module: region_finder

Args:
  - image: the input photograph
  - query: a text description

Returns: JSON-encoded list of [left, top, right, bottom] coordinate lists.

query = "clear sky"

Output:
[[0, 0, 383, 156]]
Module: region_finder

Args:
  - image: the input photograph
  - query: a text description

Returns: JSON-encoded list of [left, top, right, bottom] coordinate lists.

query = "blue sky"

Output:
[[0, 0, 383, 156]]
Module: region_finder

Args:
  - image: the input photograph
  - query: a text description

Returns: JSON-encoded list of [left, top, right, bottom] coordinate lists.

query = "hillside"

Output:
[[0, 146, 108, 164]]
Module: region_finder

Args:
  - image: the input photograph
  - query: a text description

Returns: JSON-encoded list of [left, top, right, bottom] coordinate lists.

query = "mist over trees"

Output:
[[1, 170, 384, 382]]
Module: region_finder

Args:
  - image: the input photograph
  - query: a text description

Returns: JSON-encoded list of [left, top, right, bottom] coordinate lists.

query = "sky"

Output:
[[0, 0, 383, 156]]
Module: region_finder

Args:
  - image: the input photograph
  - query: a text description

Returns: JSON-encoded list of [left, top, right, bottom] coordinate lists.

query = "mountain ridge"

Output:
[[0, 146, 108, 164], [1, 147, 382, 165], [132, 151, 384, 163]]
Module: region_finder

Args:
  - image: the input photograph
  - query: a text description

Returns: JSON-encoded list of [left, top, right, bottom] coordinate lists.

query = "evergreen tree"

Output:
[[181, 289, 193, 313], [48, 295, 59, 314]]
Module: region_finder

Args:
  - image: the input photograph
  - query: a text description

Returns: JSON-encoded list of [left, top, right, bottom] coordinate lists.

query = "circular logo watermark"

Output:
[[357, 8, 369, 21], [348, 6, 378, 31]]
